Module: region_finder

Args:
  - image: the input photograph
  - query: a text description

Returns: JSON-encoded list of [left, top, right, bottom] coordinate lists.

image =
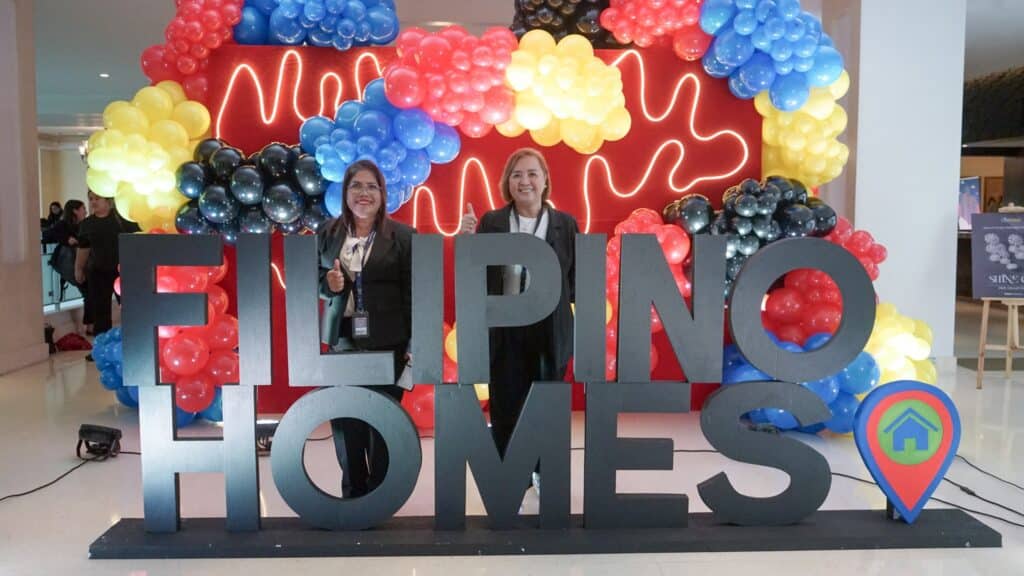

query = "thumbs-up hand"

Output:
[[326, 258, 345, 293], [459, 202, 478, 234]]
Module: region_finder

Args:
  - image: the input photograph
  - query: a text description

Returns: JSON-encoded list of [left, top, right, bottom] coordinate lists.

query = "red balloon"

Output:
[[846, 230, 874, 256], [141, 45, 180, 82], [113, 277, 122, 297], [177, 56, 199, 75], [765, 287, 806, 324], [384, 66, 425, 108], [868, 243, 888, 264], [156, 273, 180, 294], [481, 26, 517, 52], [442, 357, 458, 383], [459, 114, 492, 138], [201, 29, 224, 50], [161, 332, 211, 377], [175, 373, 216, 413], [774, 323, 807, 347], [418, 36, 453, 72], [161, 266, 208, 292], [673, 26, 712, 62], [479, 88, 513, 125], [183, 21, 204, 43], [440, 24, 471, 46], [207, 314, 239, 350], [158, 325, 183, 339], [208, 284, 229, 315], [396, 27, 429, 57], [221, 3, 242, 26], [801, 303, 843, 335], [658, 224, 691, 264], [205, 350, 239, 385], [408, 388, 435, 430], [650, 344, 660, 373], [183, 74, 209, 102], [205, 257, 229, 284]]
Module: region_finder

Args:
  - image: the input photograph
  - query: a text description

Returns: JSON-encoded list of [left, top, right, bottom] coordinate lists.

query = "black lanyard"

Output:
[[349, 230, 375, 312], [512, 207, 546, 293]]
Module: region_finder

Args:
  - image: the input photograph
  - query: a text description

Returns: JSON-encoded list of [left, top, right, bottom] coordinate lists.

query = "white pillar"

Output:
[[852, 0, 966, 359], [0, 0, 48, 374]]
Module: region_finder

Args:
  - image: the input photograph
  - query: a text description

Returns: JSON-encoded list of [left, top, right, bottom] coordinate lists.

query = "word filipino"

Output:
[[120, 232, 874, 533]]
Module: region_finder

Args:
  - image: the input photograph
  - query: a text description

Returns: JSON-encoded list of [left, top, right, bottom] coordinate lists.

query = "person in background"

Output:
[[76, 191, 140, 344], [42, 201, 62, 229], [458, 147, 578, 496], [43, 199, 92, 334], [317, 159, 415, 499]]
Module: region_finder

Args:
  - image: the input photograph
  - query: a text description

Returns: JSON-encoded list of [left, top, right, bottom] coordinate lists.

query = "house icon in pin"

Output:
[[883, 408, 939, 452]]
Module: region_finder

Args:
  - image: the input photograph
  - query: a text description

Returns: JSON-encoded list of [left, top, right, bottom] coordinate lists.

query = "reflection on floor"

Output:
[[0, 351, 1021, 575]]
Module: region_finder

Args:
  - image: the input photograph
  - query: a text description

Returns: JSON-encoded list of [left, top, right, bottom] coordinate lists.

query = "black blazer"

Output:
[[317, 217, 414, 352], [478, 204, 578, 378]]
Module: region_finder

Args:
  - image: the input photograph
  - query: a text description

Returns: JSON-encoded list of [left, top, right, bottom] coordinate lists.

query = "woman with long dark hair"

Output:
[[459, 148, 578, 495], [317, 159, 415, 498], [43, 199, 91, 332]]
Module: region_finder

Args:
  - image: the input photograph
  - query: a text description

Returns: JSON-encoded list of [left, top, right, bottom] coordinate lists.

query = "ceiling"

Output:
[[33, 0, 1024, 134]]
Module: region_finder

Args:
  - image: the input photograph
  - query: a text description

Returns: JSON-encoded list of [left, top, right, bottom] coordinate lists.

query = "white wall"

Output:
[[38, 144, 89, 216], [854, 0, 966, 358], [0, 0, 48, 374]]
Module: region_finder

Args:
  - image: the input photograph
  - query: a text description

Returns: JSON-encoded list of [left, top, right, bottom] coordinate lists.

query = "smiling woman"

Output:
[[460, 148, 579, 490]]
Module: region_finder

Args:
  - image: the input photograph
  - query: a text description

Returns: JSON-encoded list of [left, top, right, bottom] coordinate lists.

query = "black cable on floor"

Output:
[[942, 477, 1024, 519], [0, 455, 106, 504], [956, 454, 1024, 492]]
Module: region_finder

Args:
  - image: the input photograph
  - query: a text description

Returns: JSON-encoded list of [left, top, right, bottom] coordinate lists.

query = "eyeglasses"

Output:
[[348, 182, 381, 194]]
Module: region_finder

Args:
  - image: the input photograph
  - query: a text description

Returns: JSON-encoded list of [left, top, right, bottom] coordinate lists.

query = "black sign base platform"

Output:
[[90, 510, 1000, 559]]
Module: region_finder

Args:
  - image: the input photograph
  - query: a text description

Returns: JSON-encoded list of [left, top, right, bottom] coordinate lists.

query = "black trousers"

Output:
[[488, 322, 555, 459], [87, 269, 118, 334], [329, 320, 407, 498]]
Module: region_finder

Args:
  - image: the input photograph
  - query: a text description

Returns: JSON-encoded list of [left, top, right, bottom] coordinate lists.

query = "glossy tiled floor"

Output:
[[1, 351, 1022, 575]]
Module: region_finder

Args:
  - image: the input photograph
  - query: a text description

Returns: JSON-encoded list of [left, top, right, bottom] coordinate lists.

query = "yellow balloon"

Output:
[[156, 80, 187, 105], [606, 299, 613, 325], [105, 103, 150, 135], [445, 328, 458, 363], [85, 168, 118, 197], [913, 320, 934, 346], [133, 86, 175, 123], [474, 383, 490, 402], [515, 92, 553, 131], [914, 359, 938, 385], [530, 118, 562, 147], [519, 29, 557, 57], [506, 51, 538, 91], [172, 101, 211, 139], [560, 118, 597, 152], [556, 34, 594, 61], [496, 117, 526, 138], [600, 107, 631, 142], [829, 70, 851, 100], [149, 120, 190, 151]]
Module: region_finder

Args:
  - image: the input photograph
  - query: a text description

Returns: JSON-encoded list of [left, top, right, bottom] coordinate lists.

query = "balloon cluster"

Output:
[[498, 30, 632, 154], [302, 79, 462, 216], [599, 0, 712, 61], [234, 0, 399, 49], [383, 26, 517, 138], [762, 268, 843, 347], [86, 82, 211, 232], [664, 176, 837, 298], [700, 0, 843, 112], [865, 302, 937, 386], [605, 209, 692, 379], [823, 216, 888, 281], [511, 0, 618, 46], [130, 259, 240, 416], [140, 0, 244, 102], [175, 139, 331, 241], [91, 327, 219, 427], [759, 71, 850, 187], [722, 332, 881, 434]]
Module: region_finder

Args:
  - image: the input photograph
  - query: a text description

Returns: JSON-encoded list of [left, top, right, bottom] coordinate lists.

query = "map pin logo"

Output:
[[853, 380, 961, 524]]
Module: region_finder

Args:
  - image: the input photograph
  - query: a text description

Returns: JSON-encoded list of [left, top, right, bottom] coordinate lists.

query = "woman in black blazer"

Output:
[[318, 159, 414, 498], [459, 148, 577, 492]]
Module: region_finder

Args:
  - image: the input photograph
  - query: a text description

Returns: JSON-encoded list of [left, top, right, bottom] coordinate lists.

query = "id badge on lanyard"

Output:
[[350, 232, 374, 340]]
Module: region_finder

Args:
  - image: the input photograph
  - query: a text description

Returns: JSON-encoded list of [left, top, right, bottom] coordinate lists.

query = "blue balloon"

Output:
[[736, 0, 757, 8], [249, 0, 278, 17], [325, 182, 343, 217], [769, 71, 809, 111], [746, 408, 770, 424], [269, 6, 307, 45], [802, 376, 839, 404], [353, 20, 372, 43], [733, 9, 759, 36], [325, 0, 344, 15], [335, 140, 357, 164], [320, 14, 340, 32], [332, 33, 354, 51], [700, 0, 736, 35], [785, 18, 807, 42], [308, 27, 334, 47], [792, 56, 814, 73], [336, 17, 356, 39], [356, 135, 380, 156], [777, 0, 801, 20], [321, 153, 348, 181], [755, 0, 777, 22], [362, 79, 398, 115], [127, 385, 139, 403], [729, 74, 760, 99], [824, 392, 859, 434], [807, 45, 844, 87], [793, 36, 818, 59], [367, 5, 399, 43], [819, 32, 834, 48], [330, 128, 352, 145], [386, 189, 402, 214], [99, 368, 122, 391], [751, 26, 773, 51], [702, 51, 736, 79], [376, 146, 400, 171], [343, 0, 367, 21], [300, 115, 334, 153], [762, 407, 800, 430], [723, 363, 771, 384], [335, 101, 361, 127], [713, 30, 755, 67], [738, 52, 776, 93], [763, 16, 786, 40], [401, 184, 414, 203], [770, 39, 793, 62], [776, 340, 803, 353], [393, 109, 436, 150], [425, 124, 460, 164], [304, 0, 327, 21], [176, 408, 197, 428], [235, 6, 270, 44], [199, 389, 224, 422], [773, 58, 795, 75], [803, 332, 831, 350], [764, 330, 782, 344], [353, 110, 391, 142], [797, 422, 826, 435], [115, 387, 138, 408], [398, 149, 431, 185], [723, 344, 746, 369], [799, 12, 822, 42], [837, 352, 880, 394]]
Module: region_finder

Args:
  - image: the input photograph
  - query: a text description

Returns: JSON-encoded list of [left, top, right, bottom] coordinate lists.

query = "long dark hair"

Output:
[[330, 159, 392, 238], [61, 199, 85, 229]]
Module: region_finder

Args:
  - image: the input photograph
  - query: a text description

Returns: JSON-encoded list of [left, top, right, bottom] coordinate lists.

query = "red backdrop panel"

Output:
[[206, 45, 762, 414]]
